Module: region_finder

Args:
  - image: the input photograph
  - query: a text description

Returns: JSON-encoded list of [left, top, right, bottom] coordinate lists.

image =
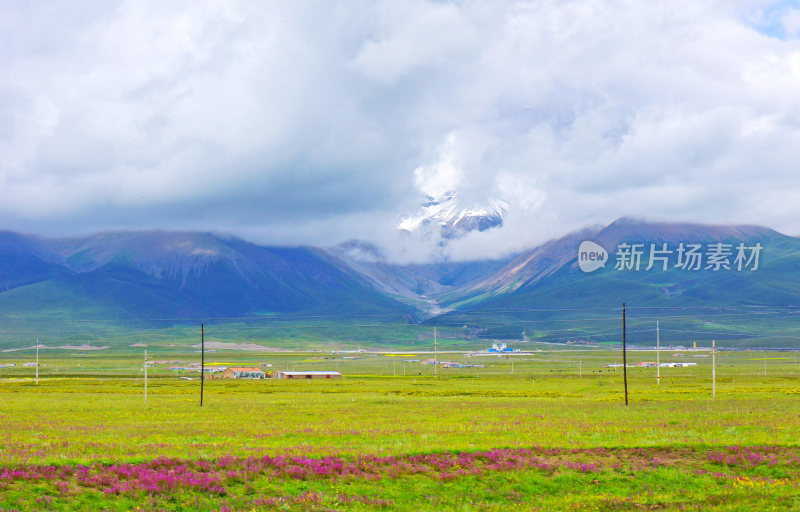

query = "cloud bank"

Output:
[[1, 0, 800, 261]]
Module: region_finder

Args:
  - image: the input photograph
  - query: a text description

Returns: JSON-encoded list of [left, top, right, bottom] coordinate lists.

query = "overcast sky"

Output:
[[2, 0, 800, 261]]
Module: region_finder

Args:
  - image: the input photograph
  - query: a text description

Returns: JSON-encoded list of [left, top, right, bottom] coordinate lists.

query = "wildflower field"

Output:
[[1, 347, 799, 511]]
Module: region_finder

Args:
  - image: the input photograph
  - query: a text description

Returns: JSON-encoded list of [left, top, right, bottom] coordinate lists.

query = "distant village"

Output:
[[146, 341, 707, 381], [0, 340, 714, 380]]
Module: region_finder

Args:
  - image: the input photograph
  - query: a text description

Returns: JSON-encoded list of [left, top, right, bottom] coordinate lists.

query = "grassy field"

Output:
[[1, 347, 799, 510]]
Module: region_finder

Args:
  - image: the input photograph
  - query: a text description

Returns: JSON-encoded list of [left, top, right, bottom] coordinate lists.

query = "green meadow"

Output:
[[1, 347, 799, 511]]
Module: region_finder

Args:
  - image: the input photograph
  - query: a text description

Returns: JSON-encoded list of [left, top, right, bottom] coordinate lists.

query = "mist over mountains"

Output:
[[1, 219, 799, 346]]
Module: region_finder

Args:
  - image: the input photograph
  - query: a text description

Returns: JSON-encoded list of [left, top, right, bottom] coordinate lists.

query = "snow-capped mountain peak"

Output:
[[397, 191, 508, 238]]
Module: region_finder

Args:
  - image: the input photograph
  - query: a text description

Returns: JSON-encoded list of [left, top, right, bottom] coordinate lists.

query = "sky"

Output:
[[2, 0, 800, 262]]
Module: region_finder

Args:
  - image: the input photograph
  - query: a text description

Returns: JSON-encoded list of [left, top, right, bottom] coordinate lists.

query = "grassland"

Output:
[[1, 346, 799, 511]]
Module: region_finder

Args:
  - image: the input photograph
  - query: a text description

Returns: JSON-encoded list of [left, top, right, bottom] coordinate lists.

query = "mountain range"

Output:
[[2, 219, 799, 347]]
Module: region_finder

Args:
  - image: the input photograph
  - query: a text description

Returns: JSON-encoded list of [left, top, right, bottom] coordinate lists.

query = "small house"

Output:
[[223, 367, 266, 379]]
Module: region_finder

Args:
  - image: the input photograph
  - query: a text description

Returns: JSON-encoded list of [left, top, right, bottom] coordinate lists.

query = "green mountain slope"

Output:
[[432, 220, 800, 347], [0, 232, 414, 345]]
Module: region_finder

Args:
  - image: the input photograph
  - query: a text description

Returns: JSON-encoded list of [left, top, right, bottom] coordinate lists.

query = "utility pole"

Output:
[[712, 339, 716, 400], [35, 339, 39, 385], [200, 323, 205, 407], [144, 348, 148, 405], [622, 303, 628, 406], [656, 321, 660, 385], [434, 326, 438, 380]]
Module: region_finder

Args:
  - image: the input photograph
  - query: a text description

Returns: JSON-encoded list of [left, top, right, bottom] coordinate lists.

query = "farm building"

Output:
[[223, 367, 266, 379], [273, 371, 341, 379]]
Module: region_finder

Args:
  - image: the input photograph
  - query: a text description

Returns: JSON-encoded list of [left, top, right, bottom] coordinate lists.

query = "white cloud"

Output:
[[784, 9, 800, 38], [2, 0, 800, 258], [351, 0, 478, 83], [412, 133, 463, 198]]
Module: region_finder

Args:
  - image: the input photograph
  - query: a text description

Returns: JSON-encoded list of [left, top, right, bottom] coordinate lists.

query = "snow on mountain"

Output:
[[397, 191, 508, 239]]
